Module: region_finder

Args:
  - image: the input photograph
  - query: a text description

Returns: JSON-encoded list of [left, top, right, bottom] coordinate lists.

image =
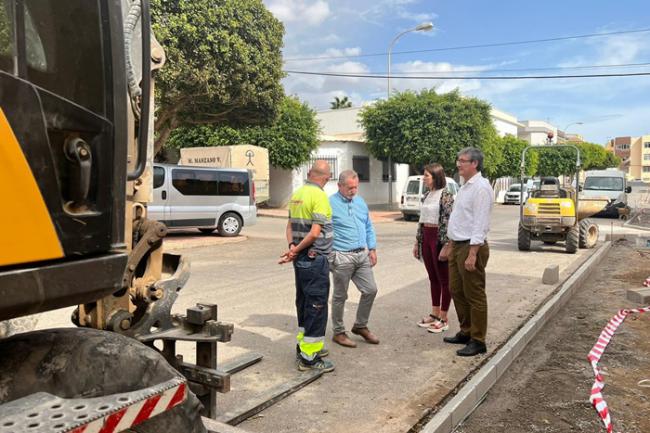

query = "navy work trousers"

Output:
[[294, 253, 330, 360]]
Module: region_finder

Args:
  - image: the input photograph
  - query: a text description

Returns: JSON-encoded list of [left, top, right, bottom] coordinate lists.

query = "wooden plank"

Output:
[[220, 353, 264, 375], [215, 370, 324, 425]]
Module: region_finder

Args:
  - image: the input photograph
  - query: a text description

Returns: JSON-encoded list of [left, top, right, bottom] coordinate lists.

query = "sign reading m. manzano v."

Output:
[[179, 145, 270, 202]]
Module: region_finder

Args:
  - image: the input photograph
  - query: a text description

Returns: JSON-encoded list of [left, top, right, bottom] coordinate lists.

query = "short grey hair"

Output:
[[338, 169, 358, 184], [458, 147, 484, 172]]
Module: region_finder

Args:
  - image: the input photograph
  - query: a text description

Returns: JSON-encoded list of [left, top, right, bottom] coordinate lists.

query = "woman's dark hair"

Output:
[[423, 163, 447, 190]]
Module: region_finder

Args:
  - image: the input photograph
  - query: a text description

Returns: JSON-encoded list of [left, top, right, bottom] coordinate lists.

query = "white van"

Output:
[[399, 175, 459, 221], [149, 164, 257, 236], [581, 169, 631, 216]]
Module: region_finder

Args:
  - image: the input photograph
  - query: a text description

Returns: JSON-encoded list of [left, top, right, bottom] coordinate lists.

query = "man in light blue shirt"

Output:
[[329, 170, 380, 348]]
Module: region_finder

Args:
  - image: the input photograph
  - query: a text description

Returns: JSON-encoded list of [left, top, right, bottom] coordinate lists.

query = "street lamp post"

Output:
[[386, 22, 433, 208], [562, 122, 584, 143]]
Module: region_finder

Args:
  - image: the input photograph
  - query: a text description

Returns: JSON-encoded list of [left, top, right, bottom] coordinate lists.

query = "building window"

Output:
[[306, 155, 337, 180], [381, 160, 398, 182], [617, 144, 630, 150], [644, 154, 650, 161], [352, 156, 370, 182], [644, 167, 650, 173], [644, 142, 650, 149]]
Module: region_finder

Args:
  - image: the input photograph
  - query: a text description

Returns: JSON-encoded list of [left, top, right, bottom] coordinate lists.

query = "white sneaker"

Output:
[[427, 319, 449, 333]]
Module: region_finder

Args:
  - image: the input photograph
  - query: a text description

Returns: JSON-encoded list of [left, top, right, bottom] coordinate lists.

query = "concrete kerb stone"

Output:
[[419, 242, 612, 433]]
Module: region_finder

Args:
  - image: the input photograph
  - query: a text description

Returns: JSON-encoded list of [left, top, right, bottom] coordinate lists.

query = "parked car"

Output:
[[399, 175, 459, 221], [504, 183, 528, 205], [149, 163, 257, 236]]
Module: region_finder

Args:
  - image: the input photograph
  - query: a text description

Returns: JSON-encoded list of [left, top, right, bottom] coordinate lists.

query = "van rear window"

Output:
[[406, 181, 420, 194], [171, 168, 249, 196]]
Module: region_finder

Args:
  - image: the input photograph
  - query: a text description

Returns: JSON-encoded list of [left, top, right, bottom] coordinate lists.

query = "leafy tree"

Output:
[[359, 89, 497, 176], [330, 96, 352, 109], [574, 141, 620, 171], [491, 134, 538, 180], [603, 150, 622, 169], [151, 0, 285, 154], [533, 146, 579, 177], [167, 96, 320, 169]]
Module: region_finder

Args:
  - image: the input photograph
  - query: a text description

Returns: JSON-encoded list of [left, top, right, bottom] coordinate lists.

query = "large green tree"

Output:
[[167, 96, 320, 169], [575, 141, 621, 171], [359, 89, 498, 176], [151, 0, 285, 154], [491, 134, 539, 179]]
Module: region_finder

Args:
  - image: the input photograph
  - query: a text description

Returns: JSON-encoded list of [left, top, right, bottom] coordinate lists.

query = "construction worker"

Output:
[[279, 160, 335, 372]]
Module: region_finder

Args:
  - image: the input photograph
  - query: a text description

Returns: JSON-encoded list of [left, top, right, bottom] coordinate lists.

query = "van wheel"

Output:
[[218, 212, 242, 237], [198, 228, 216, 234]]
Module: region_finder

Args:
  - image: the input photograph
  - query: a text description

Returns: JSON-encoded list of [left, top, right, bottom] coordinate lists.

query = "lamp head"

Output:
[[415, 22, 434, 32]]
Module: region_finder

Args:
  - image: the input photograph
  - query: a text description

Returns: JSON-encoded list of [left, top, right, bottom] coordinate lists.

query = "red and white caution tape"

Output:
[[588, 306, 650, 433], [69, 382, 187, 433], [642, 277, 650, 287]]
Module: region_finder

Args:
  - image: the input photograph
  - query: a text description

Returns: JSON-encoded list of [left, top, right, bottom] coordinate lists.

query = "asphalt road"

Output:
[[34, 204, 648, 433]]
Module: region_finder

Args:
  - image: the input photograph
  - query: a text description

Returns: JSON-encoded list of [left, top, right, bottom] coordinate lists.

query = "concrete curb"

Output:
[[419, 242, 612, 433]]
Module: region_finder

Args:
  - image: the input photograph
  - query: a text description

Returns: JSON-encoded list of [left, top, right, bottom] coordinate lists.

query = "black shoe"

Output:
[[456, 340, 487, 357], [443, 332, 471, 345]]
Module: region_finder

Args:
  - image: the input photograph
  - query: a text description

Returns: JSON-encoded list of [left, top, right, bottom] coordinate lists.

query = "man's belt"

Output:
[[340, 247, 366, 253]]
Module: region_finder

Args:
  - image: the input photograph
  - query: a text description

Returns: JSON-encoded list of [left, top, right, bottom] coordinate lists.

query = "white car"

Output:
[[504, 183, 527, 205], [399, 175, 459, 221]]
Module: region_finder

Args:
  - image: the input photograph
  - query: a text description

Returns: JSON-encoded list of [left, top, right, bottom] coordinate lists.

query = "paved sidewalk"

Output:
[[257, 207, 402, 223]]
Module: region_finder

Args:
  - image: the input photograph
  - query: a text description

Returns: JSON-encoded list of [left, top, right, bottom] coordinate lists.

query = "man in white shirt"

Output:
[[439, 147, 493, 356]]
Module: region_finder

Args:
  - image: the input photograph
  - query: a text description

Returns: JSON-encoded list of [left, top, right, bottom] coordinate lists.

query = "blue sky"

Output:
[[263, 0, 650, 144]]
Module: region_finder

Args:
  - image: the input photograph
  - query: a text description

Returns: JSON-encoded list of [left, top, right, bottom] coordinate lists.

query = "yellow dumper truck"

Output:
[[518, 146, 609, 254]]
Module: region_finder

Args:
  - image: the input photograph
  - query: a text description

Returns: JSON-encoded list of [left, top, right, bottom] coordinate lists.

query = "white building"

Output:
[[268, 107, 409, 207], [267, 106, 527, 207], [517, 120, 558, 145], [491, 108, 522, 137]]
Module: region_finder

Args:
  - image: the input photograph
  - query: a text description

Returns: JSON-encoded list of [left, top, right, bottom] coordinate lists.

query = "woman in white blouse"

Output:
[[413, 163, 455, 333]]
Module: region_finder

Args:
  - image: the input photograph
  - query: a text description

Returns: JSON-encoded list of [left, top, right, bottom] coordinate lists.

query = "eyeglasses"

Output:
[[456, 158, 472, 165]]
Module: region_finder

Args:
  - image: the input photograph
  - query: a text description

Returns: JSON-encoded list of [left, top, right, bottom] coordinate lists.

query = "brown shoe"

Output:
[[332, 332, 357, 348], [351, 327, 380, 344]]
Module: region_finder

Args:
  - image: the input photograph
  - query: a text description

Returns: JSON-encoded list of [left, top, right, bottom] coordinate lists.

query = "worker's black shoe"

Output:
[[297, 356, 335, 373], [443, 332, 471, 345], [456, 340, 487, 357]]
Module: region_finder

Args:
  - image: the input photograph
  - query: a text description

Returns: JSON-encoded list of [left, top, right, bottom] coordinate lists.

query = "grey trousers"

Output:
[[329, 250, 378, 335]]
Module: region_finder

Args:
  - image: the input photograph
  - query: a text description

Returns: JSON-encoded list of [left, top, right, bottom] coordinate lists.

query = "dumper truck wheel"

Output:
[[565, 225, 579, 254], [518, 224, 531, 251], [579, 219, 599, 249]]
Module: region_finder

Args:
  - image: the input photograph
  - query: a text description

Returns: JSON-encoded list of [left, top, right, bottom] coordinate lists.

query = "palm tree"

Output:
[[330, 96, 352, 109]]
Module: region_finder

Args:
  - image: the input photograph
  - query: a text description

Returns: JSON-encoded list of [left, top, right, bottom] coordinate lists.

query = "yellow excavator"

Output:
[[0, 2, 228, 431]]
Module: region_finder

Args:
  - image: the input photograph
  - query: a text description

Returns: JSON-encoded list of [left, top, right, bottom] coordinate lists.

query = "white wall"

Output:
[[492, 118, 519, 137], [268, 166, 294, 208], [490, 108, 521, 137], [317, 107, 364, 135], [268, 140, 409, 207]]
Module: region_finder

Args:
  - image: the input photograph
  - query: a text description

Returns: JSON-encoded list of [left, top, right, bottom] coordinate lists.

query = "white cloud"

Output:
[[266, 0, 331, 25], [397, 10, 437, 23]]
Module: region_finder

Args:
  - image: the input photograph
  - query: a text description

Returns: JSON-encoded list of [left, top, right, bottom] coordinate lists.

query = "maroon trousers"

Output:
[[421, 226, 451, 311]]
